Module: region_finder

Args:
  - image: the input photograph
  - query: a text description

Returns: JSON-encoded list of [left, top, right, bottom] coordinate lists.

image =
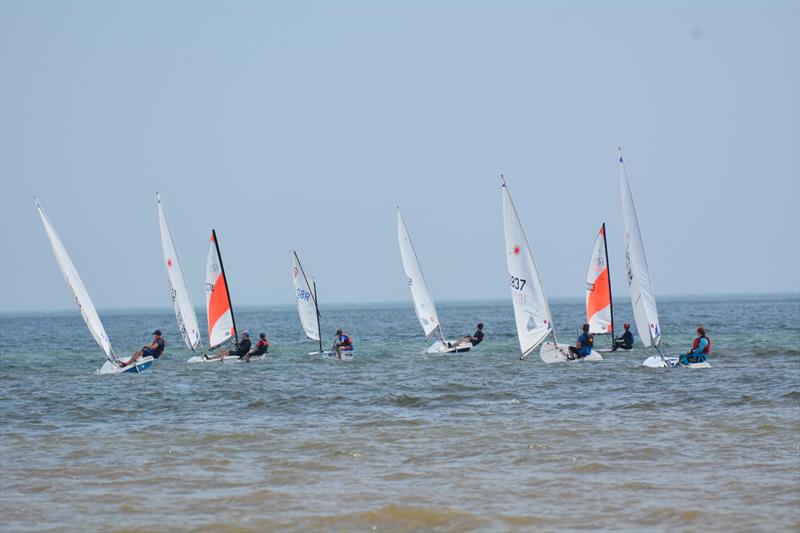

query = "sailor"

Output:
[[450, 323, 485, 349], [215, 331, 252, 360], [121, 330, 166, 368], [611, 323, 635, 351], [679, 326, 711, 365], [242, 333, 269, 362], [568, 323, 594, 360], [333, 329, 354, 360]]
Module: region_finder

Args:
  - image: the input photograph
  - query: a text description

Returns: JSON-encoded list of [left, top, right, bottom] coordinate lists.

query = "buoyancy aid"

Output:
[[692, 335, 711, 354]]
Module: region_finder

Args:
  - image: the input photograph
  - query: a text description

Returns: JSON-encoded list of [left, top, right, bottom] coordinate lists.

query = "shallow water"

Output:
[[1, 296, 799, 532]]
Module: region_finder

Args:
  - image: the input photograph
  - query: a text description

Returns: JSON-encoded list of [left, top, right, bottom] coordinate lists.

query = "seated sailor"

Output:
[[679, 326, 711, 365]]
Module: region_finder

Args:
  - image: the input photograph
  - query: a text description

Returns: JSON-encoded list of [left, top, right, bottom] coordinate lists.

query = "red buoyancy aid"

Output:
[[258, 338, 269, 348], [340, 334, 352, 347], [692, 335, 711, 354]]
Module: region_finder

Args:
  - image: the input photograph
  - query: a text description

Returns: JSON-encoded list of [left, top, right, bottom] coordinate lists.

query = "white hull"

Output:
[[186, 354, 243, 363], [310, 350, 355, 360], [642, 355, 711, 369], [539, 342, 603, 364], [97, 356, 154, 375], [426, 340, 472, 354], [596, 347, 632, 353]]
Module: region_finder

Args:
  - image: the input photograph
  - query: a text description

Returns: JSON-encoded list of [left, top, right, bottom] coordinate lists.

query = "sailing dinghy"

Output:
[[291, 251, 354, 359], [618, 150, 709, 369], [187, 229, 244, 363], [501, 177, 601, 364], [34, 197, 153, 374], [397, 208, 469, 354], [585, 223, 625, 352]]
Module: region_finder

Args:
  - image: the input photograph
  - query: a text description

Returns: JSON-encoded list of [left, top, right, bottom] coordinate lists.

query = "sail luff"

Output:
[[157, 193, 202, 352], [396, 208, 443, 341], [34, 197, 116, 364], [618, 150, 661, 347]]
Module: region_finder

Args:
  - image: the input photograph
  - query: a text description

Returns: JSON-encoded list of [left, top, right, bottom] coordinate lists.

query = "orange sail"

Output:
[[585, 224, 614, 334], [205, 230, 236, 349]]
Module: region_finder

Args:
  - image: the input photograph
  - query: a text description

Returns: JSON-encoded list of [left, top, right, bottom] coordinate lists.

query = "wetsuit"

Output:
[[228, 338, 251, 357], [248, 339, 269, 357], [336, 334, 353, 351], [142, 337, 166, 358], [470, 328, 485, 346], [612, 330, 634, 351]]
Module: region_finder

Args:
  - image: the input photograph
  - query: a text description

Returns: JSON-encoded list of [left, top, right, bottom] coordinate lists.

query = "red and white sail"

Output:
[[205, 231, 235, 350], [585, 224, 613, 335]]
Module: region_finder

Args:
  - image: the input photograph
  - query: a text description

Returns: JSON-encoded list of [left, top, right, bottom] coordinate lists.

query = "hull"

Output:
[[426, 340, 472, 354], [187, 354, 244, 363], [97, 356, 154, 375], [642, 355, 711, 369], [310, 350, 355, 360], [539, 342, 603, 364]]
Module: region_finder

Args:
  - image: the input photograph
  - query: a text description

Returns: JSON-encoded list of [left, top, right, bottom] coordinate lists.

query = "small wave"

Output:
[[782, 391, 800, 399], [612, 401, 657, 411], [389, 394, 425, 408], [296, 504, 488, 531], [754, 348, 800, 357]]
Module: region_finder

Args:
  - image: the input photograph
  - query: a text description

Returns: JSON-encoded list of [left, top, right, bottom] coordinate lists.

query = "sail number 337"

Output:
[[510, 275, 527, 290]]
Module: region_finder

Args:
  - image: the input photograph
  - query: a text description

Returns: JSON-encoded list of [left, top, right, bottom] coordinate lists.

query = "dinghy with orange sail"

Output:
[[187, 229, 239, 363], [585, 223, 622, 351]]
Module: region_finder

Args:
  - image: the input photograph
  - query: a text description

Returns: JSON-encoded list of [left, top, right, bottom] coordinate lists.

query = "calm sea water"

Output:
[[1, 296, 798, 532]]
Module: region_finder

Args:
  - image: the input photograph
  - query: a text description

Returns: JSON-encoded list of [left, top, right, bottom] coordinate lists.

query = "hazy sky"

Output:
[[1, 1, 798, 313]]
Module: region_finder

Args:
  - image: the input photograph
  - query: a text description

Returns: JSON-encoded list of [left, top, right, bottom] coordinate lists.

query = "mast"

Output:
[[602, 222, 616, 341], [312, 280, 323, 353], [212, 229, 238, 344]]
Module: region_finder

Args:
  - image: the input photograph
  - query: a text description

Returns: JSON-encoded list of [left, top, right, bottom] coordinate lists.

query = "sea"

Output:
[[1, 295, 798, 532]]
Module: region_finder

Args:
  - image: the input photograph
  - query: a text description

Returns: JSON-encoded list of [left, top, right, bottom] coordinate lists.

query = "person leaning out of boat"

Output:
[[241, 333, 269, 362], [333, 329, 354, 359], [679, 326, 711, 365], [611, 323, 634, 351], [568, 324, 593, 360], [121, 330, 166, 368], [450, 323, 485, 349], [215, 331, 251, 359]]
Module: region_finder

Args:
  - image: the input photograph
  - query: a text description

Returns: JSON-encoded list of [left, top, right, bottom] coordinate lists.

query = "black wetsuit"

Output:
[[229, 339, 251, 357], [471, 329, 485, 346], [612, 330, 634, 350]]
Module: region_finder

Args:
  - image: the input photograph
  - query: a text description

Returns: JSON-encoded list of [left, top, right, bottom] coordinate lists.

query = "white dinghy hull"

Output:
[[540, 342, 603, 364], [310, 350, 355, 360], [97, 356, 155, 375], [642, 355, 711, 369], [426, 340, 471, 354], [186, 354, 255, 363]]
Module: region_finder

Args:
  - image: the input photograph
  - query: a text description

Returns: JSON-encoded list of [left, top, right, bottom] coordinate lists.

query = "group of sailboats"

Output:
[[35, 150, 706, 373], [500, 149, 709, 368]]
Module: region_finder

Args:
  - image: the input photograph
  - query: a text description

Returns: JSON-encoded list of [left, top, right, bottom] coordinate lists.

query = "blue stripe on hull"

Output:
[[122, 360, 153, 373]]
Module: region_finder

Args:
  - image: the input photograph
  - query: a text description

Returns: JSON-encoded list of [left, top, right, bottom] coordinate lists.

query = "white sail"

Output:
[[396, 208, 442, 340], [291, 251, 320, 342], [501, 178, 554, 357], [157, 193, 201, 352], [585, 224, 613, 335], [34, 197, 115, 363], [205, 231, 236, 350], [619, 150, 661, 347]]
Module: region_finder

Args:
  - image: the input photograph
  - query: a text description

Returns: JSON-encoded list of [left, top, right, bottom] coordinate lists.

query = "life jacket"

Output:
[[692, 335, 711, 354], [258, 338, 269, 348], [155, 337, 166, 356], [339, 334, 352, 348]]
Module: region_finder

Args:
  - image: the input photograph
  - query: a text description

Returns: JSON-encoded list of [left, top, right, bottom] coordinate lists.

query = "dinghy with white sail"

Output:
[[501, 177, 601, 363], [291, 251, 354, 359], [585, 223, 623, 352], [157, 193, 204, 359], [396, 208, 469, 354], [188, 230, 241, 363], [618, 150, 709, 369], [34, 196, 152, 374]]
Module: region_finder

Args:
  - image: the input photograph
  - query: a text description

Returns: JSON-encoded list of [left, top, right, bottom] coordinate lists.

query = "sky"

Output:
[[1, 1, 798, 313]]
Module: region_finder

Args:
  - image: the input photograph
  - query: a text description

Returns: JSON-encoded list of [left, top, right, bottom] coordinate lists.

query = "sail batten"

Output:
[[586, 223, 614, 335], [157, 193, 202, 352], [35, 197, 116, 364], [619, 151, 661, 347], [396, 208, 443, 341], [501, 178, 554, 356], [205, 230, 236, 350]]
